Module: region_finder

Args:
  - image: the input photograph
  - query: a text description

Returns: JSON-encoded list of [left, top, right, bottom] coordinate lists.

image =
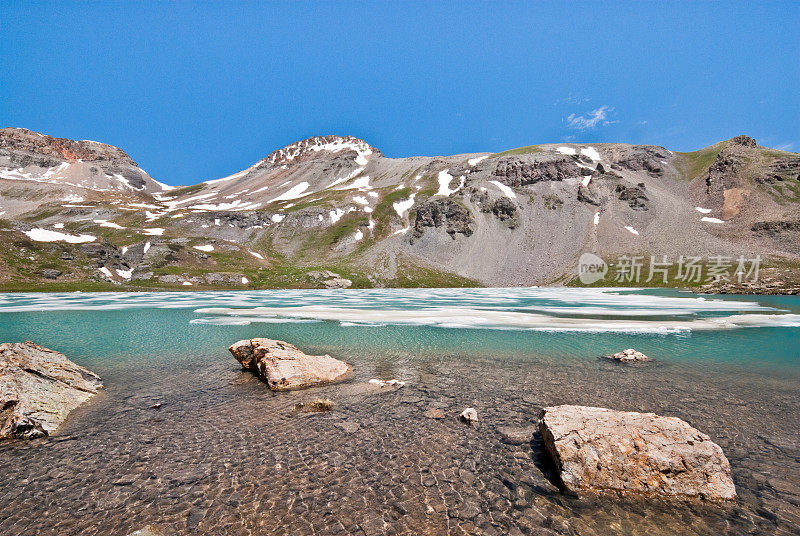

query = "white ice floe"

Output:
[[393, 194, 416, 217], [248, 250, 264, 260], [93, 219, 124, 229], [142, 228, 164, 236], [271, 214, 285, 223], [196, 303, 800, 333], [489, 181, 516, 199], [580, 147, 601, 161], [701, 217, 725, 224], [193, 245, 214, 252], [468, 155, 489, 166], [557, 146, 577, 156], [695, 207, 712, 214], [625, 226, 640, 235], [23, 228, 96, 243], [594, 212, 600, 225]]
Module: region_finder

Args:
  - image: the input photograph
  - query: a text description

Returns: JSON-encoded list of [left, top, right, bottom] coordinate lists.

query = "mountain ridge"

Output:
[[1, 127, 798, 292]]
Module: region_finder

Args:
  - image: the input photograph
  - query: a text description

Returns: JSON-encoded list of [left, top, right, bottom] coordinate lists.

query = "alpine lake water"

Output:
[[0, 288, 798, 535]]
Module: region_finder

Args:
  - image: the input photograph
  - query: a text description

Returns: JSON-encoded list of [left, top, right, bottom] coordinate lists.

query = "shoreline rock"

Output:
[[539, 405, 736, 500], [228, 338, 351, 391], [0, 341, 102, 439]]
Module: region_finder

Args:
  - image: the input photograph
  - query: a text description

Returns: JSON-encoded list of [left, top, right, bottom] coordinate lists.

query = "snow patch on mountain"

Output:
[[24, 228, 96, 243], [489, 181, 516, 199]]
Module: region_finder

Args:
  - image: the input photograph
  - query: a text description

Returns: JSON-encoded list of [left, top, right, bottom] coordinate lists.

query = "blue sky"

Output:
[[3, 1, 798, 185]]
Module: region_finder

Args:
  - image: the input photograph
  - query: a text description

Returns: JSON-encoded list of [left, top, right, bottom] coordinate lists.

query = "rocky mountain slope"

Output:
[[1, 127, 798, 291]]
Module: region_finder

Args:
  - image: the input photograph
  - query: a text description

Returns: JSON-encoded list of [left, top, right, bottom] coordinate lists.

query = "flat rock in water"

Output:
[[497, 425, 537, 445], [604, 348, 651, 362], [539, 405, 736, 500], [228, 338, 351, 391], [0, 341, 102, 439]]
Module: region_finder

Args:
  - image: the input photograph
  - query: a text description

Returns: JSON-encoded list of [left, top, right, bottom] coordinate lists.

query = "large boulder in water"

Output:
[[539, 405, 736, 500], [228, 338, 351, 391], [0, 341, 102, 439]]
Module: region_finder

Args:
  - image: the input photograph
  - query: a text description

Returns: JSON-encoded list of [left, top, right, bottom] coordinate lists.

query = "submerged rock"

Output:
[[368, 378, 405, 388], [0, 341, 102, 439], [423, 408, 445, 419], [539, 405, 736, 500], [228, 338, 351, 391], [497, 425, 537, 445], [292, 398, 335, 414], [459, 407, 478, 425], [604, 348, 651, 363]]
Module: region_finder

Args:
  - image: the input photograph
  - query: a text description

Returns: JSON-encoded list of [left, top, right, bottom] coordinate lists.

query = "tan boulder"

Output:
[[0, 341, 102, 439], [228, 338, 351, 390], [539, 405, 736, 500], [604, 348, 651, 363]]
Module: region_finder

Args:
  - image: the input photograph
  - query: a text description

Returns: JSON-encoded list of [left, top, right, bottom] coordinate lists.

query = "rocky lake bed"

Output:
[[0, 288, 798, 535]]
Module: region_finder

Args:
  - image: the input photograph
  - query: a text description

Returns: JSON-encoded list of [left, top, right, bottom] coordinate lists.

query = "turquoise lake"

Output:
[[0, 288, 798, 535]]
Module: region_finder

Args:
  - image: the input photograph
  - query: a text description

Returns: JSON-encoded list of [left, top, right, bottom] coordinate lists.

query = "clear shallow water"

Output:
[[0, 288, 798, 535]]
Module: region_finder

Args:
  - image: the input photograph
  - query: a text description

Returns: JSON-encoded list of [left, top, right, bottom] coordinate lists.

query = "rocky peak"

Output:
[[731, 135, 757, 148], [265, 135, 381, 166], [0, 127, 138, 167]]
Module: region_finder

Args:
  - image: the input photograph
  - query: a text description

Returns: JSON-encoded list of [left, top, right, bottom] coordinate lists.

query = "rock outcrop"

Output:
[[0, 341, 102, 439], [492, 157, 578, 186], [616, 183, 649, 210], [611, 146, 668, 177], [229, 338, 351, 390], [0, 127, 139, 167], [411, 198, 474, 242], [539, 405, 736, 500]]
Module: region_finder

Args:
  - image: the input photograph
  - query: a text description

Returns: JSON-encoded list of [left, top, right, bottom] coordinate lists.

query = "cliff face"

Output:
[[0, 130, 798, 291], [0, 128, 138, 167], [0, 128, 169, 202]]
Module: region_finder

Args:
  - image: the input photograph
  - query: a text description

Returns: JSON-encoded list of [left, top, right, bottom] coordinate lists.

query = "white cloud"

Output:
[[566, 105, 616, 130]]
